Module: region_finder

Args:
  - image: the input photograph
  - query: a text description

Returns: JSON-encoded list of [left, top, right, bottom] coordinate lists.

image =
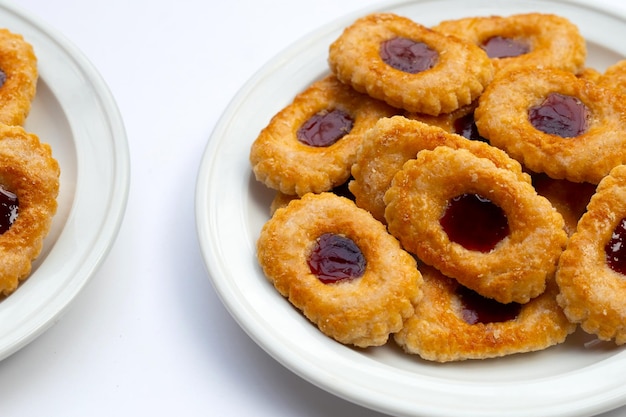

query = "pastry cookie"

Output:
[[250, 75, 396, 196], [349, 116, 529, 223], [556, 165, 626, 344], [475, 67, 626, 184], [384, 146, 567, 304], [0, 124, 59, 295], [328, 13, 493, 115], [256, 192, 422, 347], [0, 29, 38, 126], [432, 13, 586, 75], [395, 264, 575, 362]]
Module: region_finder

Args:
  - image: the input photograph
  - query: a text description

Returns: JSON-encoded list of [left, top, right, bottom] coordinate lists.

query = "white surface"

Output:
[[2, 0, 626, 416]]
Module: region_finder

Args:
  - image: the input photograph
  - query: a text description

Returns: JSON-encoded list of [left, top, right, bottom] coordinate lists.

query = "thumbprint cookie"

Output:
[[475, 67, 626, 184], [395, 263, 575, 362], [328, 13, 493, 115], [432, 13, 586, 75], [0, 29, 38, 126], [556, 165, 626, 344], [250, 75, 396, 196], [256, 192, 422, 347], [0, 124, 59, 295], [384, 146, 567, 304]]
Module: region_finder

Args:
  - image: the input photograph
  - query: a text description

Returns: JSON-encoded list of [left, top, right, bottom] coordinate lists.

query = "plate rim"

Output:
[[195, 0, 626, 416], [0, 3, 130, 360]]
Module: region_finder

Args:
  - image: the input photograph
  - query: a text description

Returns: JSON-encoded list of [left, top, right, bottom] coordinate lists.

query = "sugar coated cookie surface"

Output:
[[384, 146, 567, 304], [395, 264, 575, 362], [433, 13, 586, 75], [0, 124, 59, 295], [328, 13, 493, 115], [256, 192, 422, 347], [556, 165, 626, 344]]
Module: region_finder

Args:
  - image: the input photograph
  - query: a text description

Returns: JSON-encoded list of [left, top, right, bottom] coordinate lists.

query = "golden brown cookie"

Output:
[[475, 67, 626, 184], [256, 192, 422, 347], [0, 124, 59, 295], [384, 146, 567, 304], [328, 13, 493, 115], [349, 116, 529, 223], [250, 74, 396, 196], [432, 13, 586, 75], [395, 263, 575, 362], [556, 165, 626, 344], [0, 29, 38, 126]]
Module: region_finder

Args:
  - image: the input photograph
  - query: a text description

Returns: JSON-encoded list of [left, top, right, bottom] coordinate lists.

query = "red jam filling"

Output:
[[481, 36, 530, 59], [297, 109, 354, 147], [440, 193, 509, 252], [380, 37, 438, 74], [456, 285, 521, 324], [453, 112, 488, 143], [528, 92, 589, 138], [605, 217, 626, 275], [0, 187, 18, 234], [307, 233, 366, 284], [0, 69, 6, 88]]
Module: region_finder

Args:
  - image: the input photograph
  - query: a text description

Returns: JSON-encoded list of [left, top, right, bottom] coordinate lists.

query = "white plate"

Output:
[[0, 5, 129, 359], [195, 0, 626, 416]]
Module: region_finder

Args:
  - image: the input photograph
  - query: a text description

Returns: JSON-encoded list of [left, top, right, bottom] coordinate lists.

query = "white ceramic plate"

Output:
[[0, 5, 129, 359], [196, 0, 626, 415]]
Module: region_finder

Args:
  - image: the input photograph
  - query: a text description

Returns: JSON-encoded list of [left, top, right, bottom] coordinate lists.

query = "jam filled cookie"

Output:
[[328, 13, 493, 115], [395, 263, 575, 362], [250, 75, 396, 196], [556, 165, 626, 344], [256, 192, 422, 347], [384, 146, 567, 304], [432, 13, 586, 75], [0, 29, 38, 126], [475, 67, 626, 184], [0, 124, 59, 295], [349, 116, 529, 223]]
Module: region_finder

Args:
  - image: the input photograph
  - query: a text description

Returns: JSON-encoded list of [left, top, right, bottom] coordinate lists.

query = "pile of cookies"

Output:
[[0, 29, 60, 297], [250, 11, 626, 362]]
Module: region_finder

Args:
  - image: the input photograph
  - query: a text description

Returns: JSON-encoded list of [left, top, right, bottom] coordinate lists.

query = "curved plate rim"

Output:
[[0, 3, 130, 360], [196, 0, 626, 416]]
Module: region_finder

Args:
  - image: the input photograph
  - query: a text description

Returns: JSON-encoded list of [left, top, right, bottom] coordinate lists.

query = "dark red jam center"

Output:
[[605, 218, 626, 275], [528, 92, 589, 138], [453, 112, 488, 143], [296, 109, 354, 147], [0, 69, 6, 89], [481, 36, 530, 59], [307, 233, 366, 284], [380, 37, 438, 74], [0, 187, 18, 234], [456, 285, 521, 324], [440, 193, 509, 252]]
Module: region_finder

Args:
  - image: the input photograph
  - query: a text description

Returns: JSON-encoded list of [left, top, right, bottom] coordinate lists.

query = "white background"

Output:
[[1, 0, 625, 416]]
